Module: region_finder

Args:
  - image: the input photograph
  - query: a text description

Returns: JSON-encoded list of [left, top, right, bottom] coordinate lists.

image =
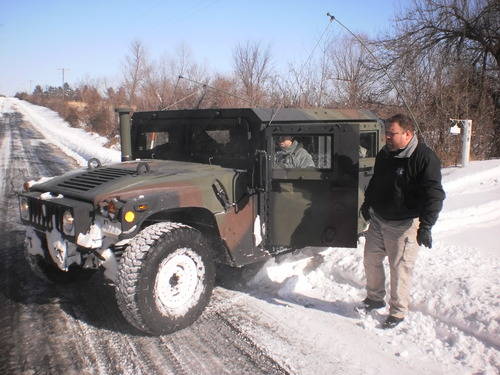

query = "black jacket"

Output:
[[364, 137, 445, 228]]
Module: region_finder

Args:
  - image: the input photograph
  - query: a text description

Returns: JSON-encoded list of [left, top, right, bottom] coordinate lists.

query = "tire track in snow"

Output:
[[0, 113, 14, 205], [0, 103, 292, 374], [0, 112, 155, 375], [0, 113, 94, 374]]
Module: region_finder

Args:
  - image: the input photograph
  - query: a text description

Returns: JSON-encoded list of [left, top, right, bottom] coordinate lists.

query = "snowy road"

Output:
[[0, 97, 498, 374], [0, 105, 290, 375]]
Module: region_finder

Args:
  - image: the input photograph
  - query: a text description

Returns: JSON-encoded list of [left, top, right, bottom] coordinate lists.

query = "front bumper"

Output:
[[19, 192, 123, 277]]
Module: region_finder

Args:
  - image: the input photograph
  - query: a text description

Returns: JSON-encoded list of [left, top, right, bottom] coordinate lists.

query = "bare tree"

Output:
[[202, 75, 239, 108], [378, 0, 500, 157], [284, 42, 334, 108], [385, 0, 499, 71], [329, 35, 379, 107], [233, 41, 273, 106], [159, 44, 210, 109], [122, 40, 149, 108]]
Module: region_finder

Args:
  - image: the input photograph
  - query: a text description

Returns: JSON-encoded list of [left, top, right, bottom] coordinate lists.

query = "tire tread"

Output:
[[116, 222, 199, 333]]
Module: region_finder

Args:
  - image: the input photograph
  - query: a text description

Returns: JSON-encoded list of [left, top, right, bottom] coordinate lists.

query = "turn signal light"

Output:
[[135, 204, 149, 212], [124, 211, 135, 223]]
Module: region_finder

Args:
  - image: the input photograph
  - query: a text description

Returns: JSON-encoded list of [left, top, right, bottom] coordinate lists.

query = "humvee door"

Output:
[[265, 123, 359, 250]]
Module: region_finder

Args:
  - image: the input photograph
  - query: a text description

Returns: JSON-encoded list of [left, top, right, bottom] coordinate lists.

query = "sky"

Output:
[[0, 0, 408, 96]]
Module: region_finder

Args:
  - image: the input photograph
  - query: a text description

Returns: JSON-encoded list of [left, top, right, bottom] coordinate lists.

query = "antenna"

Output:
[[162, 89, 202, 110], [267, 14, 335, 128], [327, 12, 423, 137], [180, 75, 253, 105]]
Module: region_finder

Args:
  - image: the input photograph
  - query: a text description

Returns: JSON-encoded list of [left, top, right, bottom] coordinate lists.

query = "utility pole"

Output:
[[57, 68, 69, 100]]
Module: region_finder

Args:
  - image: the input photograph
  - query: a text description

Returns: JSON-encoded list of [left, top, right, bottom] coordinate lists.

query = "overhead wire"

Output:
[[327, 12, 423, 137]]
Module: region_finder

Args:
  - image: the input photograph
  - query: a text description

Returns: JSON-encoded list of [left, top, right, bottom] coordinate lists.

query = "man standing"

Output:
[[360, 114, 445, 328]]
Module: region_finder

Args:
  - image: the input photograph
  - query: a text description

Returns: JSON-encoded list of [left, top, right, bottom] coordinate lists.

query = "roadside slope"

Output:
[[5, 97, 120, 166]]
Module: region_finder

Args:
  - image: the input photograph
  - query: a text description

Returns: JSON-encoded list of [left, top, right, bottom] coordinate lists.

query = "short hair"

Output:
[[386, 114, 414, 133], [278, 135, 293, 142]]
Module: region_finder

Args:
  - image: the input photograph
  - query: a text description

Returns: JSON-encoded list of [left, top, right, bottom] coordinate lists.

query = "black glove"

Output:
[[360, 202, 371, 221], [417, 226, 432, 248]]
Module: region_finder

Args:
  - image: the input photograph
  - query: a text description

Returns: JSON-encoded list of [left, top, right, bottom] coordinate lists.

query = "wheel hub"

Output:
[[154, 248, 205, 316]]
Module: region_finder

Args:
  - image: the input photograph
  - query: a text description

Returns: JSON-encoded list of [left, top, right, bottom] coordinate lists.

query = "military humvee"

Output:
[[19, 108, 384, 335]]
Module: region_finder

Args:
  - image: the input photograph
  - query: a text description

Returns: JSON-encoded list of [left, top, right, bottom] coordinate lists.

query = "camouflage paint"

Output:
[[23, 107, 384, 267]]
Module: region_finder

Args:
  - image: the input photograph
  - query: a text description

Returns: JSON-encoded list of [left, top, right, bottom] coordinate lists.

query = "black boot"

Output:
[[360, 298, 386, 311], [382, 315, 404, 329]]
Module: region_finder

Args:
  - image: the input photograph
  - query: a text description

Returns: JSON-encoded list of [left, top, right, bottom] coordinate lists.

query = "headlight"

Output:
[[62, 210, 75, 235], [99, 199, 118, 220], [19, 197, 30, 220]]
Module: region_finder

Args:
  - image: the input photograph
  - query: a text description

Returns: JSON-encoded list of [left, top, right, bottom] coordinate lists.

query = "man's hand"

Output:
[[417, 226, 432, 248], [360, 202, 371, 221]]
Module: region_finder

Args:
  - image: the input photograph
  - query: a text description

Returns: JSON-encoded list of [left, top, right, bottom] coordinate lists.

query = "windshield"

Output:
[[133, 119, 251, 168]]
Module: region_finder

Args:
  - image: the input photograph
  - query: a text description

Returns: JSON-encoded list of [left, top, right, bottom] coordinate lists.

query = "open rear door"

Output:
[[265, 123, 359, 250]]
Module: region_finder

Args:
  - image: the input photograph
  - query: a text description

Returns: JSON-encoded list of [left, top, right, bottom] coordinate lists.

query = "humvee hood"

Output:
[[30, 160, 239, 205]]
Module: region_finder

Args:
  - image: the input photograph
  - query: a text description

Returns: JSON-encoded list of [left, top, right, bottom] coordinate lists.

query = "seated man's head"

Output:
[[278, 135, 294, 149]]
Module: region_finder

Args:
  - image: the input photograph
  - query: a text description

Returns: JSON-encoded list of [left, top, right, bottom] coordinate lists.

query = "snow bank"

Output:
[[1, 97, 120, 166], [247, 159, 500, 374], [2, 95, 498, 373], [0, 97, 16, 114]]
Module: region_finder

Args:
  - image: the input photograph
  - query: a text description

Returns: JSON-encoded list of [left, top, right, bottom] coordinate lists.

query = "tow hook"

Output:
[[90, 249, 106, 261]]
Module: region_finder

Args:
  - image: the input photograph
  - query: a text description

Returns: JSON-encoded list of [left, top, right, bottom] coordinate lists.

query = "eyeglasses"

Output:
[[385, 132, 405, 138]]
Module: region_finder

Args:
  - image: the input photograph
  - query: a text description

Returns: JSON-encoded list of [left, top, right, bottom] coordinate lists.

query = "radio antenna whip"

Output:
[[162, 89, 202, 110], [327, 12, 422, 136], [267, 14, 335, 128], [177, 75, 253, 105]]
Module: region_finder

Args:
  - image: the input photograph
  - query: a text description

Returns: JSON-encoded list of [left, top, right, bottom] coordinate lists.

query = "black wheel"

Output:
[[24, 235, 96, 284], [115, 222, 215, 335]]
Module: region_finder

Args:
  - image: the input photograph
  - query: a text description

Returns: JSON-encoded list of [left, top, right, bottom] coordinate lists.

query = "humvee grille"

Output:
[[27, 197, 62, 232], [55, 168, 135, 192]]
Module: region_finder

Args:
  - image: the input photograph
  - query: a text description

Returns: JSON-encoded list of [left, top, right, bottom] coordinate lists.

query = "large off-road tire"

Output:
[[24, 245, 96, 284], [115, 222, 215, 335]]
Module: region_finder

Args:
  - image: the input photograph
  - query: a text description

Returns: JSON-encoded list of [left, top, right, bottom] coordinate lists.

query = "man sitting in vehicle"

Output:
[[274, 136, 315, 168]]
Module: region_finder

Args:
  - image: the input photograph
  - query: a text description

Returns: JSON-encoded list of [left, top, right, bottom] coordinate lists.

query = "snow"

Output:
[[26, 176, 55, 189], [25, 227, 44, 257], [99, 248, 118, 282], [1, 97, 120, 166], [0, 115, 11, 199], [76, 224, 104, 249], [45, 216, 80, 271], [254, 214, 263, 246], [1, 96, 498, 374], [243, 159, 500, 374], [40, 192, 63, 200]]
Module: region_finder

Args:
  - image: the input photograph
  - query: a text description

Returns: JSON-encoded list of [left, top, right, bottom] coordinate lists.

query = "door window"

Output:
[[273, 135, 333, 169], [359, 131, 378, 158]]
